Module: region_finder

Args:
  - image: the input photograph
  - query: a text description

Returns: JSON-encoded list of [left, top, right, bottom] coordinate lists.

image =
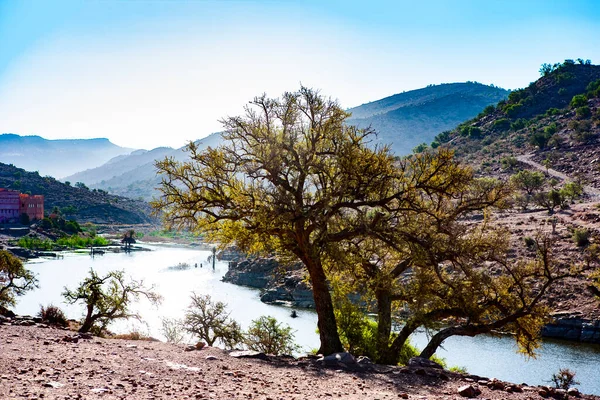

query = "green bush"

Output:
[[545, 108, 561, 116], [523, 237, 536, 248], [245, 316, 299, 355], [570, 94, 587, 108], [529, 131, 552, 149], [56, 235, 109, 249], [573, 229, 591, 247], [576, 106, 591, 119], [493, 118, 511, 131], [505, 103, 523, 118], [558, 88, 567, 96], [17, 236, 54, 250], [551, 368, 579, 390], [510, 118, 527, 131]]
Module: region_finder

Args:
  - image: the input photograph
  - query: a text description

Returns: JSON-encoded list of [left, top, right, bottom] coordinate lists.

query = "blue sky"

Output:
[[1, 0, 599, 149]]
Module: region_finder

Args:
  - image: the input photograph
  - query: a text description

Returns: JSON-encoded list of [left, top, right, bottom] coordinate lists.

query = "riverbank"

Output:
[[221, 255, 600, 345], [1, 321, 596, 400]]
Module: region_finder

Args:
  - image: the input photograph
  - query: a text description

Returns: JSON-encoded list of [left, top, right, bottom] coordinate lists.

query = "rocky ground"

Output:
[[1, 321, 596, 400]]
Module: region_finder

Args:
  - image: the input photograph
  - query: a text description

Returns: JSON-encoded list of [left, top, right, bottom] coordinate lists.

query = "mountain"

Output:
[[67, 132, 224, 201], [65, 147, 175, 186], [0, 134, 135, 179], [0, 162, 155, 224], [346, 82, 509, 155]]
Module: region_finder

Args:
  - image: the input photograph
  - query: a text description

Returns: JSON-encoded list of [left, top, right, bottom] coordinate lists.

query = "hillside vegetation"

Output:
[[0, 162, 155, 224], [0, 134, 133, 178], [347, 82, 509, 155]]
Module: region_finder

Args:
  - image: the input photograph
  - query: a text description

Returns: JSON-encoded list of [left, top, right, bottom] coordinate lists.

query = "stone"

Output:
[[205, 355, 218, 360], [319, 352, 357, 367], [457, 384, 481, 398], [195, 342, 206, 350], [408, 357, 444, 370], [229, 350, 269, 361], [185, 345, 196, 352], [43, 381, 64, 388], [567, 388, 580, 397]]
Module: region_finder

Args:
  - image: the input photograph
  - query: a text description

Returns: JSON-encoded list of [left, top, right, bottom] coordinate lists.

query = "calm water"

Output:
[[14, 244, 600, 395]]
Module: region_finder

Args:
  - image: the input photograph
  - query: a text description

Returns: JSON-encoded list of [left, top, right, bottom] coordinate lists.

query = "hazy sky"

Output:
[[1, 0, 599, 150]]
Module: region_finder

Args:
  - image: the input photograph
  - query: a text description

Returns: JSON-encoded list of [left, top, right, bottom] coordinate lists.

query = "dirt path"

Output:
[[2, 323, 592, 400], [517, 154, 600, 199]]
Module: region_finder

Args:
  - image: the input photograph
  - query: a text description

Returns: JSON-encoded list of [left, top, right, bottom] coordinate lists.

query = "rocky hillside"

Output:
[[433, 61, 600, 181], [0, 162, 155, 224], [347, 82, 509, 155], [0, 134, 134, 178]]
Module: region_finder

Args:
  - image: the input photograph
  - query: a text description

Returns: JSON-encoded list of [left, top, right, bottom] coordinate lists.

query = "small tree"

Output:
[[0, 250, 38, 309], [245, 316, 299, 355], [121, 230, 137, 249], [183, 293, 243, 349], [551, 368, 579, 390], [62, 269, 161, 334], [511, 170, 545, 197]]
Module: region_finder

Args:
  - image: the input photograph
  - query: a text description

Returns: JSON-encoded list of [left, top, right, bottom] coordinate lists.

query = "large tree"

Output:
[[154, 87, 405, 354], [328, 155, 579, 364]]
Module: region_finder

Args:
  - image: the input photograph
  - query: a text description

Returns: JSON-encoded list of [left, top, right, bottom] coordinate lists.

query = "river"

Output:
[[13, 244, 600, 395]]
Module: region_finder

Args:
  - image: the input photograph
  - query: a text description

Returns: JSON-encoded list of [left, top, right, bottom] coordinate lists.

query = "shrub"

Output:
[[529, 131, 552, 149], [505, 103, 523, 118], [570, 94, 587, 108], [510, 118, 527, 131], [183, 293, 243, 349], [493, 118, 511, 131], [558, 88, 567, 96], [160, 317, 185, 344], [38, 304, 68, 327], [523, 237, 536, 248], [544, 123, 558, 135], [245, 316, 299, 355], [545, 108, 561, 116], [547, 134, 563, 149], [500, 156, 518, 170], [551, 368, 579, 390], [112, 329, 155, 341], [576, 106, 591, 119], [0, 250, 38, 308], [572, 228, 591, 247], [412, 143, 428, 153]]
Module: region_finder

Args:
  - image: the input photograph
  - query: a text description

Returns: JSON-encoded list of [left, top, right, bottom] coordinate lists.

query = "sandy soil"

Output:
[[1, 322, 597, 400]]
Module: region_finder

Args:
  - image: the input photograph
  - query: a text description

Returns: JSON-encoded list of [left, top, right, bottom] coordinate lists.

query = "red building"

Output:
[[0, 188, 44, 223]]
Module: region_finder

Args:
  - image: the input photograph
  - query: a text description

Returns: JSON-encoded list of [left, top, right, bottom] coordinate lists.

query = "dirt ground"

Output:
[[1, 323, 597, 400]]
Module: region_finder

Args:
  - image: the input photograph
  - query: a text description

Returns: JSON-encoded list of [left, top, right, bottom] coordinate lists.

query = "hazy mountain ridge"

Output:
[[0, 134, 134, 178], [347, 82, 509, 155], [0, 162, 155, 224], [78, 132, 224, 201]]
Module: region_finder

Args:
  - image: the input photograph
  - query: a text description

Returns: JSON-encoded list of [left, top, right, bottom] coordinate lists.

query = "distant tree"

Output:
[[0, 250, 38, 309], [245, 316, 299, 355], [570, 94, 587, 108], [64, 181, 71, 186], [511, 170, 546, 196], [412, 143, 428, 153], [540, 63, 554, 77], [182, 293, 243, 348], [121, 230, 137, 249], [62, 269, 161, 333], [75, 182, 89, 190]]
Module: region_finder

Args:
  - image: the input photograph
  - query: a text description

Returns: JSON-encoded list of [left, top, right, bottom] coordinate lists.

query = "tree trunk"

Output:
[[419, 326, 478, 359], [379, 318, 419, 365], [304, 257, 344, 355], [79, 303, 95, 333], [375, 289, 392, 362]]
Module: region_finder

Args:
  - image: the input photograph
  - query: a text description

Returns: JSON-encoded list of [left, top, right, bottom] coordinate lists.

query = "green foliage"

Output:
[[182, 293, 243, 348], [63, 269, 161, 334], [572, 228, 591, 247], [56, 235, 109, 248], [434, 130, 452, 144], [551, 368, 579, 390], [500, 156, 518, 171], [529, 131, 552, 149], [17, 236, 54, 250], [576, 106, 591, 119], [544, 123, 558, 135], [0, 250, 38, 308], [558, 88, 567, 96], [570, 94, 588, 108], [504, 103, 523, 118], [38, 304, 68, 327], [560, 182, 584, 203], [510, 170, 545, 196], [482, 104, 496, 115], [75, 182, 89, 190], [586, 79, 600, 98], [493, 118, 511, 131], [412, 143, 428, 153], [245, 316, 300, 355], [545, 108, 561, 117], [510, 118, 527, 131], [523, 237, 536, 248]]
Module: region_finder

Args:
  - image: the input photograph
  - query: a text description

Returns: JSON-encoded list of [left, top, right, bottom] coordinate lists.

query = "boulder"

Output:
[[229, 350, 269, 361], [457, 384, 481, 398]]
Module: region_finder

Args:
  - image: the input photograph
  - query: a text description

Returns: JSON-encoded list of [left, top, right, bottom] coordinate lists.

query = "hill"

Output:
[[0, 162, 155, 224], [346, 82, 509, 155], [434, 61, 600, 184], [0, 134, 134, 179], [67, 132, 224, 201]]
